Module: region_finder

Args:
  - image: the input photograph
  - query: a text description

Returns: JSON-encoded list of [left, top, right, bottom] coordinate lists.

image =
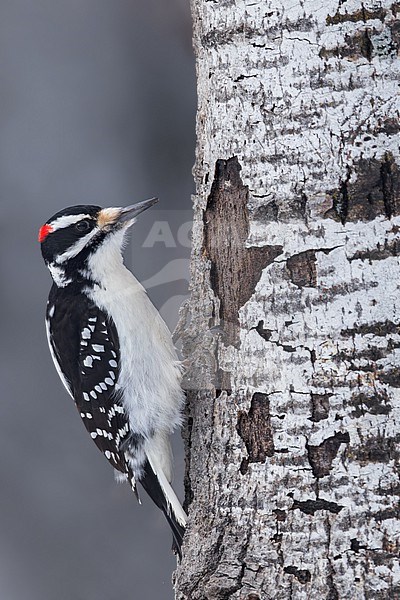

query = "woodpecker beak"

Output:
[[117, 197, 158, 225], [97, 198, 158, 230]]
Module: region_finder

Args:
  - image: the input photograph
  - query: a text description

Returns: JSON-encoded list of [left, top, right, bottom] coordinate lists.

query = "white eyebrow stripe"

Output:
[[55, 228, 99, 263], [50, 214, 92, 231]]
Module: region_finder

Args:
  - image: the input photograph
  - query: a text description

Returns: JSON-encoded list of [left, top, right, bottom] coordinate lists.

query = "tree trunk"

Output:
[[175, 1, 400, 599]]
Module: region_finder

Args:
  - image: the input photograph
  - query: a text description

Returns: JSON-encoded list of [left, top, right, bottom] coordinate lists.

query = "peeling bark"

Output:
[[204, 157, 282, 347], [307, 432, 350, 478], [286, 250, 317, 287], [175, 1, 400, 598], [325, 153, 400, 223], [237, 392, 275, 474]]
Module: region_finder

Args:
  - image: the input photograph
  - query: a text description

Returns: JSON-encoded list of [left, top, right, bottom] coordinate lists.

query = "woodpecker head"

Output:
[[39, 198, 157, 287]]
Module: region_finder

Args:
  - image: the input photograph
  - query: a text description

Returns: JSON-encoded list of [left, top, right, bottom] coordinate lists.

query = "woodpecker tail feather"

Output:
[[140, 458, 186, 557]]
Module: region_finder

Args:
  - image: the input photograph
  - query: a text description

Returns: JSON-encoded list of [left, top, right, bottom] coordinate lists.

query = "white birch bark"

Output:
[[175, 1, 400, 598]]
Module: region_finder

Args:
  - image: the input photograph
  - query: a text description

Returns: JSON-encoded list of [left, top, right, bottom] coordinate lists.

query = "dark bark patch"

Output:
[[341, 320, 400, 337], [333, 343, 394, 369], [390, 19, 400, 53], [373, 506, 400, 521], [286, 250, 317, 287], [203, 157, 283, 347], [350, 538, 368, 552], [374, 117, 400, 136], [383, 534, 400, 555], [239, 457, 250, 475], [253, 200, 278, 222], [349, 237, 400, 261], [375, 483, 400, 497], [291, 497, 344, 515], [309, 393, 332, 422], [381, 152, 400, 217], [326, 7, 387, 25], [237, 392, 275, 474], [320, 27, 400, 62], [284, 566, 312, 584], [355, 434, 400, 464], [307, 432, 350, 478], [319, 29, 373, 61], [350, 391, 392, 417], [378, 368, 400, 387], [325, 154, 400, 223], [273, 509, 287, 522], [215, 382, 232, 398], [255, 320, 273, 341], [327, 565, 339, 600], [273, 532, 283, 543]]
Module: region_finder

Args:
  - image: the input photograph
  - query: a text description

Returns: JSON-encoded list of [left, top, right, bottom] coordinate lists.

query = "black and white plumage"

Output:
[[39, 200, 186, 555]]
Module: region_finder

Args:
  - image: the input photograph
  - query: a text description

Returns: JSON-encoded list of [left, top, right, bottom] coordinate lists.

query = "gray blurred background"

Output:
[[0, 1, 195, 598]]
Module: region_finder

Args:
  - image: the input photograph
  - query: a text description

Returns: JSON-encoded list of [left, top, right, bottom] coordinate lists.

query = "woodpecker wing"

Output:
[[46, 289, 131, 474], [76, 308, 131, 473]]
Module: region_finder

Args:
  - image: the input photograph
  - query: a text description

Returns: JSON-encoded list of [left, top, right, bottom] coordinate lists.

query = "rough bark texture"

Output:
[[175, 1, 400, 599]]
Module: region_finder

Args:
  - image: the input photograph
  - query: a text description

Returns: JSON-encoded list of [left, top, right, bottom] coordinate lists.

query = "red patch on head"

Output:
[[38, 224, 53, 243]]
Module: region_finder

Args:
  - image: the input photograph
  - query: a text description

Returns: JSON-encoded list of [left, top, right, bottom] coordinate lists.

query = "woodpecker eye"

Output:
[[75, 219, 91, 232]]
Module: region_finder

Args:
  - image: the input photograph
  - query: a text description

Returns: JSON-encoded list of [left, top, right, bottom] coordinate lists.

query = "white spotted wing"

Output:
[[76, 308, 132, 473]]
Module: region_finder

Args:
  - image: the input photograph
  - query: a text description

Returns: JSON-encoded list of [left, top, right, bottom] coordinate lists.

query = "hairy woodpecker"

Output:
[[39, 200, 186, 555]]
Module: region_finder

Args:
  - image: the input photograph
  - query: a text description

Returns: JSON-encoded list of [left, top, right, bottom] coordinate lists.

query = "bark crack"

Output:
[[291, 497, 344, 515], [325, 517, 339, 600]]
